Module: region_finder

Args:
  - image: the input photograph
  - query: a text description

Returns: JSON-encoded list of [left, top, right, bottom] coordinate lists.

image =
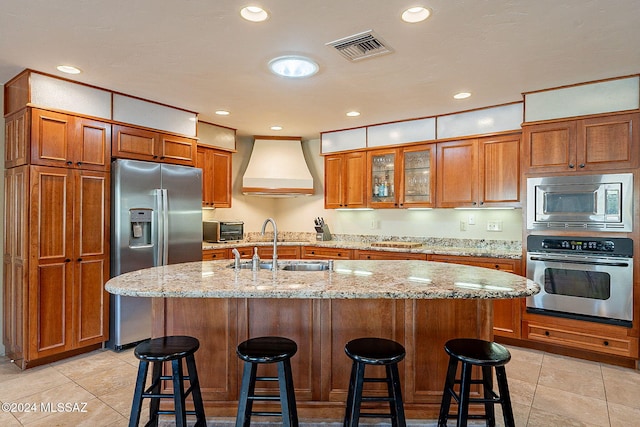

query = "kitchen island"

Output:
[[106, 260, 538, 420]]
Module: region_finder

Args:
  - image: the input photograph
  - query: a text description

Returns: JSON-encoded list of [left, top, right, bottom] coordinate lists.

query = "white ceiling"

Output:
[[1, 0, 639, 140]]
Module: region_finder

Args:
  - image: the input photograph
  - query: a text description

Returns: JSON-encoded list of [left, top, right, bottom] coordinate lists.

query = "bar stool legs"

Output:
[[438, 338, 515, 427], [235, 336, 299, 427], [343, 337, 406, 427], [129, 335, 206, 427]]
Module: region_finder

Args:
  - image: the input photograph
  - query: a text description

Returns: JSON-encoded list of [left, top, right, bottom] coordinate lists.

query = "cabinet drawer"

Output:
[[257, 246, 300, 260], [525, 323, 638, 358], [356, 250, 427, 260], [302, 246, 353, 259], [202, 248, 229, 260]]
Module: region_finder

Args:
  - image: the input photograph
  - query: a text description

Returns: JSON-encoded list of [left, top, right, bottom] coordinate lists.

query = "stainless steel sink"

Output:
[[280, 261, 330, 271], [227, 260, 331, 271]]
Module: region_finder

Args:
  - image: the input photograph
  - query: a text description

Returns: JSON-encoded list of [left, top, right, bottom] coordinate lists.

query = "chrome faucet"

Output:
[[261, 217, 278, 269], [231, 248, 241, 269]]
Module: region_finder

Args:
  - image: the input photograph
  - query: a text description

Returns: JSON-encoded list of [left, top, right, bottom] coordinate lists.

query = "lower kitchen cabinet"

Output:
[[4, 165, 110, 368], [429, 254, 522, 339], [522, 312, 639, 359], [202, 248, 229, 261], [302, 246, 353, 260]]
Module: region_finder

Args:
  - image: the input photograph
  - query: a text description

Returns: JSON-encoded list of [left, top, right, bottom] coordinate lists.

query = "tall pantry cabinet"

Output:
[[4, 100, 110, 367]]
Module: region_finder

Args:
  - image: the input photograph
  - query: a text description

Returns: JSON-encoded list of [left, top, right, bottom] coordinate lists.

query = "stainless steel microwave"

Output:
[[203, 220, 244, 242], [526, 173, 633, 232]]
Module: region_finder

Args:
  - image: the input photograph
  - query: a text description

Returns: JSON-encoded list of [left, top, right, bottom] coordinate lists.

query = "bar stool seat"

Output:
[[129, 335, 206, 427], [235, 336, 298, 427], [344, 337, 406, 427], [438, 338, 514, 427]]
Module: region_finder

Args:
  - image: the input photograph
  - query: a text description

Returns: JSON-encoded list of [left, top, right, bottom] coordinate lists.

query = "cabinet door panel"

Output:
[[75, 259, 107, 345], [479, 135, 520, 206], [212, 150, 232, 207], [324, 155, 343, 208], [32, 263, 70, 353], [160, 134, 196, 166], [437, 140, 476, 207], [112, 125, 157, 160], [32, 109, 70, 167], [5, 109, 29, 168], [580, 113, 639, 169], [75, 118, 111, 170], [344, 152, 367, 208]]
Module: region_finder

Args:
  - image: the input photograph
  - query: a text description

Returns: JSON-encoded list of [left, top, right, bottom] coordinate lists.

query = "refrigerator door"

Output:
[[161, 163, 203, 264]]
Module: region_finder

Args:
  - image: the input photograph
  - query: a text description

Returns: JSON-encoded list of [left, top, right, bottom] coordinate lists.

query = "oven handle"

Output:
[[528, 255, 630, 267]]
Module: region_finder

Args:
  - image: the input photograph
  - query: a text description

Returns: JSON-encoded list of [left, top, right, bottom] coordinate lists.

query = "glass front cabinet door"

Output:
[[368, 148, 399, 208], [367, 144, 435, 208], [401, 145, 435, 208]]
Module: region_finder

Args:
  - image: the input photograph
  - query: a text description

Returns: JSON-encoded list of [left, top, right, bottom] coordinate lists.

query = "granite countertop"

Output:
[[105, 259, 539, 300], [202, 239, 522, 259]]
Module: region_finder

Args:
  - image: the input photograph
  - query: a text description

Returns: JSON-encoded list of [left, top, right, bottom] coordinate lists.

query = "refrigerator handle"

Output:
[[162, 188, 169, 265], [155, 189, 163, 265]]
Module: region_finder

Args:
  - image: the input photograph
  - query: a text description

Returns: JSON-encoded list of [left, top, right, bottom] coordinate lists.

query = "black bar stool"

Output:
[[129, 335, 206, 427], [235, 336, 299, 427], [343, 337, 406, 427], [438, 338, 515, 427]]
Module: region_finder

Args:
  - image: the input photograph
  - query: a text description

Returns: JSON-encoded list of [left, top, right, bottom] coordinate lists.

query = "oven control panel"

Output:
[[527, 235, 633, 257]]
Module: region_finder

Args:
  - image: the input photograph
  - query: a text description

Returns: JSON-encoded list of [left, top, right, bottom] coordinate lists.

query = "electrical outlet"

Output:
[[468, 214, 475, 225], [487, 220, 503, 231], [370, 219, 379, 229], [460, 221, 467, 231]]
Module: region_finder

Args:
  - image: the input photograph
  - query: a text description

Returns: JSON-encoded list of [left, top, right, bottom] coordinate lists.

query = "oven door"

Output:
[[526, 252, 633, 325]]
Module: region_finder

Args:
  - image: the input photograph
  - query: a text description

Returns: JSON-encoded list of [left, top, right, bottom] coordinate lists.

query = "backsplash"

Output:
[[244, 231, 521, 252]]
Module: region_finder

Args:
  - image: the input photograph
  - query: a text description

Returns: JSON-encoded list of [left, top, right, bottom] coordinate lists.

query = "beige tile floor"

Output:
[[1, 344, 640, 426]]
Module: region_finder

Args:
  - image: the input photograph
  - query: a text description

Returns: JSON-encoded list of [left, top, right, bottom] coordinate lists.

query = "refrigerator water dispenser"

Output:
[[129, 208, 152, 247]]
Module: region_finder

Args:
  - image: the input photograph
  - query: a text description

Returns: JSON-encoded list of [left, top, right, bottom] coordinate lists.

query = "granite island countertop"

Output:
[[105, 259, 539, 299]]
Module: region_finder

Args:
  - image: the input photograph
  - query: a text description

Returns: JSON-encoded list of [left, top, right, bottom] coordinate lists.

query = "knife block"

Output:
[[315, 224, 332, 241]]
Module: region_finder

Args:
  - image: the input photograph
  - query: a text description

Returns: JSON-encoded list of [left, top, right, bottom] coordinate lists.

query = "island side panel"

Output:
[[237, 298, 322, 402], [152, 297, 240, 406], [152, 297, 493, 420], [404, 299, 493, 406], [320, 299, 406, 403]]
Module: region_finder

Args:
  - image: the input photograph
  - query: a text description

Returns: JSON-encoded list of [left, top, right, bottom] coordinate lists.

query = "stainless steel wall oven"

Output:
[[526, 235, 633, 327]]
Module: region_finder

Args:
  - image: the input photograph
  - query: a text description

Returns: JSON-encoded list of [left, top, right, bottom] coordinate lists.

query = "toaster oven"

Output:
[[203, 221, 244, 242]]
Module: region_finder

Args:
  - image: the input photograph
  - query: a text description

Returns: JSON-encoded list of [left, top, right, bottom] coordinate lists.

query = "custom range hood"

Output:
[[242, 136, 314, 197]]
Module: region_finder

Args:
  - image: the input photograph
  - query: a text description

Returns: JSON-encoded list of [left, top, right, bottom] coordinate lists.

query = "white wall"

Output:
[[208, 137, 523, 241]]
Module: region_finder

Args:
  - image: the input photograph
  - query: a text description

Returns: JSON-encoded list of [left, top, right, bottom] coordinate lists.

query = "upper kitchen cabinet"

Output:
[[31, 108, 111, 171], [436, 133, 521, 208], [112, 124, 197, 166], [196, 145, 232, 208], [368, 144, 435, 208], [522, 112, 640, 174], [324, 152, 367, 209]]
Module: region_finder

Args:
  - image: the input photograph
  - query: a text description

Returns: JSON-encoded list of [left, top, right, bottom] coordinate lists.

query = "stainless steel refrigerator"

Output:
[[107, 159, 202, 350]]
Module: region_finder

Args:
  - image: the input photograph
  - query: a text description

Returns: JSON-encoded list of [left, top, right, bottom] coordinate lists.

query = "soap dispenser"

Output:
[[251, 247, 260, 271]]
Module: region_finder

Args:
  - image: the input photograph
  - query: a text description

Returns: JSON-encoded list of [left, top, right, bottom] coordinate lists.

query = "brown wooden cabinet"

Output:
[[301, 246, 353, 260], [4, 108, 29, 168], [324, 152, 367, 209], [196, 145, 232, 208], [31, 109, 111, 171], [436, 134, 520, 208], [5, 166, 110, 366], [522, 112, 639, 173], [112, 124, 197, 166], [429, 254, 522, 339], [368, 144, 436, 209], [202, 248, 229, 261]]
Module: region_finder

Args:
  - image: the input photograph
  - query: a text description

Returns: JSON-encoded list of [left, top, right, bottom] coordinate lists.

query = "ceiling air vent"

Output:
[[326, 30, 393, 62]]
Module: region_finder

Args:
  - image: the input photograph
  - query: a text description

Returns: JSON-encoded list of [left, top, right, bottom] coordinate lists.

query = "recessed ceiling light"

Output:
[[240, 6, 269, 22], [346, 111, 361, 117], [401, 6, 431, 23], [270, 125, 283, 131], [215, 110, 230, 116], [453, 92, 471, 99], [56, 65, 81, 74], [268, 56, 319, 78]]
